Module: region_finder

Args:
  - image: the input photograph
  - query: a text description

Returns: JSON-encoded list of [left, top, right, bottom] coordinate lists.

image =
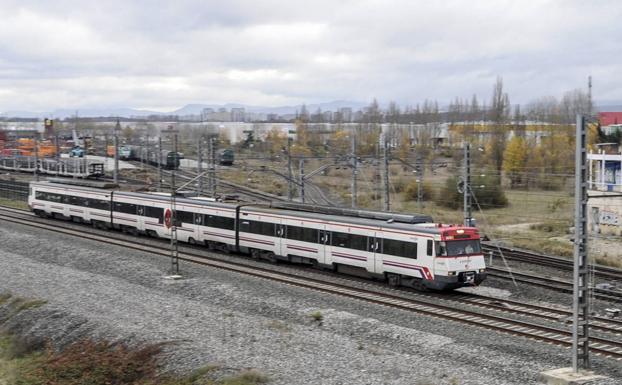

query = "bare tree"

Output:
[[488, 76, 511, 173]]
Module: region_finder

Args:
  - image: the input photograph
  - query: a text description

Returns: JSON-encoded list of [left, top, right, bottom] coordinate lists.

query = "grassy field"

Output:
[[0, 198, 29, 210]]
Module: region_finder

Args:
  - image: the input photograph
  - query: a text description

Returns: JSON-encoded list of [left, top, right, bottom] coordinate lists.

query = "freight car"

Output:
[[120, 146, 181, 169], [28, 181, 486, 290]]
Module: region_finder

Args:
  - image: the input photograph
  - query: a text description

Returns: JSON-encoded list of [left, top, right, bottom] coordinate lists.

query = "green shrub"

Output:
[[221, 369, 269, 385], [310, 311, 323, 322], [434, 175, 507, 210], [403, 180, 434, 201]]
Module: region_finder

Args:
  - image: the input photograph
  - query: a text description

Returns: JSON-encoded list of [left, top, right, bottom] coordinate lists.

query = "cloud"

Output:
[[0, 0, 620, 112]]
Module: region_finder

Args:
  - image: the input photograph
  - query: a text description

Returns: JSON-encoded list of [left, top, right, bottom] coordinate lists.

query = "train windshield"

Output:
[[437, 240, 481, 256]]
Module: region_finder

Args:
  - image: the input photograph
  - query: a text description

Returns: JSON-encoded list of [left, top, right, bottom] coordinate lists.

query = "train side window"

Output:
[[222, 217, 235, 230], [331, 231, 350, 248], [382, 239, 416, 259], [91, 199, 110, 211], [114, 202, 136, 215], [205, 215, 235, 230], [349, 234, 367, 251], [137, 206, 145, 216], [146, 206, 163, 219], [68, 196, 86, 206], [35, 191, 45, 200], [248, 220, 275, 236], [177, 211, 194, 224], [287, 226, 318, 243], [427, 240, 433, 256], [287, 226, 301, 240], [302, 227, 318, 243]]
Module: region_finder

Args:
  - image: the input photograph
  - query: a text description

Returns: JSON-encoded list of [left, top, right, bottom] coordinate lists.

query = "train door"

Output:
[[275, 221, 287, 257], [136, 205, 146, 232], [317, 226, 328, 264], [320, 228, 332, 266], [367, 233, 379, 273]]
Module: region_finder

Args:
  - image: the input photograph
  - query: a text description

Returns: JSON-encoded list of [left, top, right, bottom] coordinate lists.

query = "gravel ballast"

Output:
[[0, 220, 620, 385]]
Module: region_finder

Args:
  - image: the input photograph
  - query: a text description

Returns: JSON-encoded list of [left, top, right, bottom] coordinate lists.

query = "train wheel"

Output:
[[250, 248, 260, 260], [263, 252, 278, 264], [386, 273, 402, 287], [411, 278, 428, 292], [34, 210, 46, 218]]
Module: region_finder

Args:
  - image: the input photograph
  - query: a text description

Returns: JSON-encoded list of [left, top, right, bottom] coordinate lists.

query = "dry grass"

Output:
[[0, 335, 269, 385], [0, 198, 29, 210]]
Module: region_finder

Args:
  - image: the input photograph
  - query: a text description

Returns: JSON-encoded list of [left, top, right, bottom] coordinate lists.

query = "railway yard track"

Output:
[[482, 244, 622, 302], [128, 161, 337, 205], [482, 243, 622, 282], [2, 205, 622, 361]]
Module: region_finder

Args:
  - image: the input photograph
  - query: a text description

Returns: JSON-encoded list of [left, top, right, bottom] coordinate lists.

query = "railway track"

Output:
[[129, 162, 285, 203], [2, 205, 622, 361], [482, 244, 622, 282], [486, 267, 622, 303]]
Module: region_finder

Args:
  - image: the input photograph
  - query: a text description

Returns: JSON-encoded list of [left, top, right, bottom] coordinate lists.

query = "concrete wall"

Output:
[[587, 191, 622, 236]]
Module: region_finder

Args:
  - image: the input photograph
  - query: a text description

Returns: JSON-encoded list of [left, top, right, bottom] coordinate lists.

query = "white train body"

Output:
[[28, 181, 486, 290]]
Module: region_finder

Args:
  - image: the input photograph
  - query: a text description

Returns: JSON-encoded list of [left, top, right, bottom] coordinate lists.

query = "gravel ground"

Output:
[[0, 220, 621, 385]]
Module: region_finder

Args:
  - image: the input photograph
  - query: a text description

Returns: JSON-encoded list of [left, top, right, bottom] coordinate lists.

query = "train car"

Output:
[[147, 150, 180, 169], [28, 181, 486, 290], [218, 148, 234, 166], [106, 145, 133, 159]]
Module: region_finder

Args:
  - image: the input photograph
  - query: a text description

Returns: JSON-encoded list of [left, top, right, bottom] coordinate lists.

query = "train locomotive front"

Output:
[[426, 226, 486, 290]]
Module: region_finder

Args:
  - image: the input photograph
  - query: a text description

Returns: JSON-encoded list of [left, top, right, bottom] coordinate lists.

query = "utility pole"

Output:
[[197, 137, 203, 196], [113, 119, 120, 184], [588, 76, 593, 116], [54, 132, 60, 163], [351, 131, 357, 208], [299, 158, 305, 203], [33, 136, 39, 181], [383, 134, 390, 211], [158, 136, 163, 191], [167, 125, 180, 276], [287, 136, 293, 201], [209, 137, 216, 196], [463, 142, 472, 227], [104, 131, 109, 173], [416, 156, 423, 211], [541, 114, 600, 385], [572, 114, 590, 372], [145, 131, 150, 171]]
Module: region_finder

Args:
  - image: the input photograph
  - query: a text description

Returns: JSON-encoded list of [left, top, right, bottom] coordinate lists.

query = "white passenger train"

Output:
[[28, 180, 487, 290]]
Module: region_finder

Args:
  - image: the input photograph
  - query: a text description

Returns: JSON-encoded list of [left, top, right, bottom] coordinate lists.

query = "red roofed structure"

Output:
[[599, 112, 622, 126]]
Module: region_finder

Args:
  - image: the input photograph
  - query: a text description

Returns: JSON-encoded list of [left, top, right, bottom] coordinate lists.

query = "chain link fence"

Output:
[[0, 180, 29, 202]]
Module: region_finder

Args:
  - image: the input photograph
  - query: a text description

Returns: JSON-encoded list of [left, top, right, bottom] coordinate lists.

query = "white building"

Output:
[[587, 144, 622, 235]]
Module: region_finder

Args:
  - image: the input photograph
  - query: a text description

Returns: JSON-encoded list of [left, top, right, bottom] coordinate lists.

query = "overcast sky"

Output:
[[0, 0, 620, 112]]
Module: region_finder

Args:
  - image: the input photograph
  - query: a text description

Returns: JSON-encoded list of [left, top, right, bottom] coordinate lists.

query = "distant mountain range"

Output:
[[0, 100, 367, 119], [2, 100, 621, 119]]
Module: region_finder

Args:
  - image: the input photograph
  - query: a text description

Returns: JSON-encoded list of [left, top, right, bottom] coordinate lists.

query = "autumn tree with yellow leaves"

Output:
[[503, 136, 528, 187]]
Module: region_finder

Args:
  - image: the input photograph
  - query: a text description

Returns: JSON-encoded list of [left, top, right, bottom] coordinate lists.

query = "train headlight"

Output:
[[447, 271, 456, 276], [479, 269, 485, 273]]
